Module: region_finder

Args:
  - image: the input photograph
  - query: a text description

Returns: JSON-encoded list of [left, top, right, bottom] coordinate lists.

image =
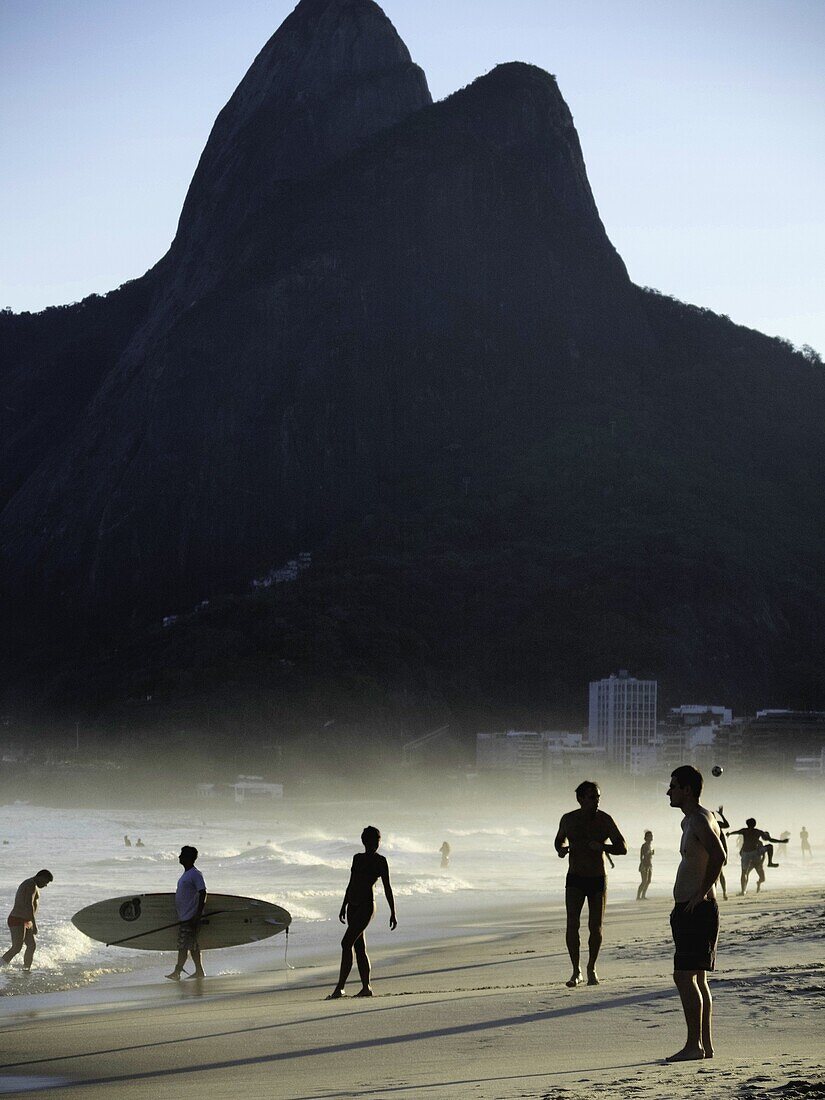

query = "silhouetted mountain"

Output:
[[2, 0, 824, 734]]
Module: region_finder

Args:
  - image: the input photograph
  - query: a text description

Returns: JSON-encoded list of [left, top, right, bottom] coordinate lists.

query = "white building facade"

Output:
[[589, 671, 658, 771]]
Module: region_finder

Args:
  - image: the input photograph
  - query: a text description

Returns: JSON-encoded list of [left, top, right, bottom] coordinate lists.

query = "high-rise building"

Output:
[[589, 671, 658, 771]]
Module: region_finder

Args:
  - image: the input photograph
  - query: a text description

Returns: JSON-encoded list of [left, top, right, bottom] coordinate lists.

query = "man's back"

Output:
[[8, 878, 37, 921]]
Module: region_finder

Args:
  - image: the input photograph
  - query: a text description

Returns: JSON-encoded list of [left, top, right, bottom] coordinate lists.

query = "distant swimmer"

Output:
[[165, 846, 206, 981], [1, 870, 54, 972], [714, 807, 730, 902], [666, 766, 725, 1062], [439, 841, 451, 869], [727, 818, 789, 895], [135, 838, 145, 848], [124, 835, 131, 847], [555, 780, 627, 987], [800, 826, 812, 858], [327, 826, 396, 1000], [637, 831, 654, 900]]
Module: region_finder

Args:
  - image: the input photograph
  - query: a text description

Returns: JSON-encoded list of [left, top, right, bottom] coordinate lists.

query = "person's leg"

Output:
[[740, 864, 748, 895], [765, 843, 778, 868], [166, 948, 189, 978], [586, 889, 606, 983], [564, 887, 586, 986], [667, 970, 705, 1060], [353, 932, 372, 995], [329, 916, 369, 998], [698, 971, 713, 1056], [642, 868, 652, 899], [188, 946, 205, 977], [1, 925, 25, 964], [22, 930, 36, 970], [718, 870, 727, 900], [756, 858, 766, 892]]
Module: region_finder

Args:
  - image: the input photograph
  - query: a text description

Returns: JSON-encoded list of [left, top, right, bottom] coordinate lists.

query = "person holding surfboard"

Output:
[[555, 780, 627, 987], [166, 846, 206, 981], [1, 869, 53, 972], [327, 826, 396, 999]]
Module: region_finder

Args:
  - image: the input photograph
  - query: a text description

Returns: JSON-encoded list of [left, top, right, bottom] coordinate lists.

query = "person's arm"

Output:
[[339, 859, 355, 923], [194, 889, 207, 921], [686, 816, 726, 912], [726, 828, 744, 837], [29, 884, 39, 934], [765, 834, 788, 843], [554, 817, 569, 858], [603, 816, 628, 857], [380, 859, 397, 930]]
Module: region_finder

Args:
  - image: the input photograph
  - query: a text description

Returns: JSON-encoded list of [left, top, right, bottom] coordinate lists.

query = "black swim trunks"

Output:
[[565, 873, 606, 900], [670, 897, 719, 971]]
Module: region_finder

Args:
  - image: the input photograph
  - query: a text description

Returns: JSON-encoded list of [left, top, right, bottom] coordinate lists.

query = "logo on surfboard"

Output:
[[119, 898, 142, 922]]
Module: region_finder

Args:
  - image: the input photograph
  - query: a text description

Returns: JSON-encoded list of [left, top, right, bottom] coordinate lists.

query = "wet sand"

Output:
[[0, 887, 822, 1098]]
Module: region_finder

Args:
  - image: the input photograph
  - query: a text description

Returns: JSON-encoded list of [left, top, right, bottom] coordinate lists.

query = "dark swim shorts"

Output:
[[565, 873, 606, 900], [670, 898, 719, 971]]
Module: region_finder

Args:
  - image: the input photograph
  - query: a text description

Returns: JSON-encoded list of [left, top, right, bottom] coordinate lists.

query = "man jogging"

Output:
[[555, 780, 627, 987]]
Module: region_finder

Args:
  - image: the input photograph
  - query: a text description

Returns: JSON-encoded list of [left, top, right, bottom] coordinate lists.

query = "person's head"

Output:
[[361, 826, 381, 852], [34, 869, 53, 888], [575, 780, 600, 810], [667, 765, 703, 809], [746, 817, 756, 828], [179, 845, 198, 868], [644, 830, 653, 841]]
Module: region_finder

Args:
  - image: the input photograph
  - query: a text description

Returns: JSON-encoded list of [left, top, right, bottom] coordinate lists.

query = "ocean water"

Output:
[[0, 792, 819, 1000]]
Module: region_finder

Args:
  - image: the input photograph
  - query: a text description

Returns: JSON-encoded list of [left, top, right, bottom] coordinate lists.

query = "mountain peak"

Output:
[[171, 0, 431, 292]]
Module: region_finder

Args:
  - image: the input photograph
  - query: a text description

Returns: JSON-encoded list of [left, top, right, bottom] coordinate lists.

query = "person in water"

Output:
[[327, 826, 397, 999], [1, 870, 53, 972], [439, 840, 451, 868], [637, 831, 654, 900], [555, 780, 627, 987]]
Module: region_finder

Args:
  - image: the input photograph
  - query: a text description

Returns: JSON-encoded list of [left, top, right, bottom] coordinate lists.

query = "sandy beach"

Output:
[[0, 885, 822, 1099]]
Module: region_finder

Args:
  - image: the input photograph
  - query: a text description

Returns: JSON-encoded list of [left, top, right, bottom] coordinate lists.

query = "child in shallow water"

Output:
[[327, 826, 397, 999]]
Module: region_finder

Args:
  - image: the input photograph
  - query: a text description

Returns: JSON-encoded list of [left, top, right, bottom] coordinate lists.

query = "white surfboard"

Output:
[[72, 893, 291, 951]]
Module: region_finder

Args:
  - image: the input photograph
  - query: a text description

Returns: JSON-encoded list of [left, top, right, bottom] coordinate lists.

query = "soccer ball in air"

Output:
[[711, 765, 723, 777]]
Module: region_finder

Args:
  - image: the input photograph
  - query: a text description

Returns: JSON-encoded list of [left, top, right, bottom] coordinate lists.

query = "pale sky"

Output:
[[2, 0, 823, 352]]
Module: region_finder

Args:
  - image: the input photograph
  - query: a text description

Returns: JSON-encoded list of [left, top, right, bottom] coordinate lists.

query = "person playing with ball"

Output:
[[726, 818, 789, 895]]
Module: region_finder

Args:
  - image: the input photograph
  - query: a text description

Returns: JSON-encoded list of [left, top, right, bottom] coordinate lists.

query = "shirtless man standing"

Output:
[[555, 780, 627, 988], [666, 765, 726, 1062], [727, 818, 789, 895]]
